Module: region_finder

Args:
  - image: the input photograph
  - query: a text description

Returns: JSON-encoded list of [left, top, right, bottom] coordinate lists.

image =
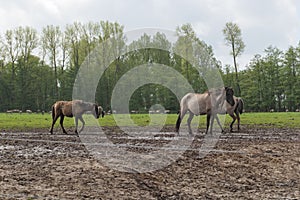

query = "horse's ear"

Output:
[[207, 89, 212, 95], [225, 86, 234, 94]]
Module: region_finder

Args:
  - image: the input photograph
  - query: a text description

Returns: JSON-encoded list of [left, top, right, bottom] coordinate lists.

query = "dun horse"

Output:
[[217, 96, 244, 132], [50, 100, 104, 135], [176, 87, 235, 134]]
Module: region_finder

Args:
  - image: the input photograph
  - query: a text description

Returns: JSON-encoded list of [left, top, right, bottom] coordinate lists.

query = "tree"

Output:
[[41, 25, 62, 99], [175, 24, 196, 82], [174, 24, 221, 93], [17, 26, 38, 110], [263, 46, 284, 111], [282, 46, 299, 111], [223, 22, 245, 96], [2, 28, 22, 107]]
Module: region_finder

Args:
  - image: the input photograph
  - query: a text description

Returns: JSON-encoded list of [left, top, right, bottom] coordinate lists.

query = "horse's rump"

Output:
[[235, 98, 244, 115], [52, 101, 73, 117]]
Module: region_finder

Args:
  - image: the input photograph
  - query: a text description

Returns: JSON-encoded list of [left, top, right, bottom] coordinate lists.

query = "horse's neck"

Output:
[[209, 89, 227, 112], [217, 93, 225, 105], [82, 102, 94, 111], [73, 101, 93, 113]]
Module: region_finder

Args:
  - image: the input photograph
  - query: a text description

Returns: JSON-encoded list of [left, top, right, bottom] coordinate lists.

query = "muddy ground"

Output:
[[0, 126, 299, 199]]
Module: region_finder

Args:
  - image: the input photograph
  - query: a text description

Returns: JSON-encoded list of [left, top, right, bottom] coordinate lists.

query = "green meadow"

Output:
[[0, 112, 299, 132]]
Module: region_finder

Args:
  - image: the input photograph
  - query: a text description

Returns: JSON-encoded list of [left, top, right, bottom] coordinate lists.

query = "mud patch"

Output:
[[0, 127, 299, 199]]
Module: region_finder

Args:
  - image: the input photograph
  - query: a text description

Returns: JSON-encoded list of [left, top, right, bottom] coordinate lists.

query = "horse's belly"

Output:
[[62, 110, 73, 117], [188, 103, 207, 115]]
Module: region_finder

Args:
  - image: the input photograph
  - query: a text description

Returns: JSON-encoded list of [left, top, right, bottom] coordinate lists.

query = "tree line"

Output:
[[0, 21, 299, 113]]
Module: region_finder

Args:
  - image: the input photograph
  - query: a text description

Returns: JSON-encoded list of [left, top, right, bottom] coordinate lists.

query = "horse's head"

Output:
[[225, 87, 235, 106], [91, 104, 105, 119], [98, 106, 105, 118], [93, 104, 100, 119]]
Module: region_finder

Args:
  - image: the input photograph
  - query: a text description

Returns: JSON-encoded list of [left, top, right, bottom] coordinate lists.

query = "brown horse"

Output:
[[50, 100, 104, 135], [176, 87, 235, 134], [217, 96, 244, 132]]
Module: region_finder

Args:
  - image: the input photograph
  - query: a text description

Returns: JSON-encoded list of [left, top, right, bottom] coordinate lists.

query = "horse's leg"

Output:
[[75, 117, 79, 134], [78, 116, 85, 133], [215, 115, 225, 133], [175, 113, 182, 133], [209, 114, 215, 134], [187, 112, 194, 135], [205, 114, 211, 134], [50, 115, 59, 134], [60, 115, 67, 134], [176, 108, 187, 133], [229, 113, 236, 132], [236, 111, 241, 131]]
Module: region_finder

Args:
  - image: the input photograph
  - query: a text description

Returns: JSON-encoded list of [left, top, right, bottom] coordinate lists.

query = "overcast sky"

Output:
[[1, 0, 300, 69]]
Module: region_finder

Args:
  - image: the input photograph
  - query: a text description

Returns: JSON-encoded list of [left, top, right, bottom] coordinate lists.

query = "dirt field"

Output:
[[0, 126, 299, 199]]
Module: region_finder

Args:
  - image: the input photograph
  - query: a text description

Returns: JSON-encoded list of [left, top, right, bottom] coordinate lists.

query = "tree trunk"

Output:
[[231, 40, 241, 96]]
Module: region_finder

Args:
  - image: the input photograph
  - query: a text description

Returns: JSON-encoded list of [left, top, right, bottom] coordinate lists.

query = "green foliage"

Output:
[[0, 21, 299, 114], [240, 44, 300, 111]]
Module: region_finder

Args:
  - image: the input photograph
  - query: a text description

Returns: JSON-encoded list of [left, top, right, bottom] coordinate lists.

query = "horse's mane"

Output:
[[204, 87, 224, 95]]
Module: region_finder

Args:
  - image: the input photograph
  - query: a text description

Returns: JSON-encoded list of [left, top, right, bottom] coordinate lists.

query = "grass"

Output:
[[0, 112, 299, 132], [235, 112, 300, 128]]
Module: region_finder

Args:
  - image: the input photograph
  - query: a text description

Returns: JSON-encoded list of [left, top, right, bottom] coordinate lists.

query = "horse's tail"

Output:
[[236, 98, 244, 115], [176, 94, 191, 132], [52, 104, 55, 120], [175, 111, 181, 132]]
